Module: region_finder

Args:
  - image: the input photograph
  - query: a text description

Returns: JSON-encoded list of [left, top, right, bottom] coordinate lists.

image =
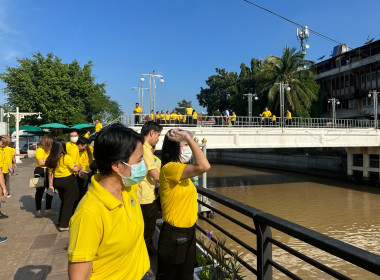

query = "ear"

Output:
[[111, 162, 123, 174]]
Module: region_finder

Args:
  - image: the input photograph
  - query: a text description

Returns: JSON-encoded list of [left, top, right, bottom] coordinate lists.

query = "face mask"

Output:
[[179, 146, 192, 163], [119, 160, 146, 186], [70, 136, 78, 143]]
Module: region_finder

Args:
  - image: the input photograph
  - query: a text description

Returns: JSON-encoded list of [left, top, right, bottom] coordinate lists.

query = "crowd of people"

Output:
[[1, 118, 211, 279], [259, 107, 293, 126]]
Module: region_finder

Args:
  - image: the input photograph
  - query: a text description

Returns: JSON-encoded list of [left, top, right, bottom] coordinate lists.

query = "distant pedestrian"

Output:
[[260, 107, 272, 125], [0, 137, 8, 219], [231, 112, 237, 126], [272, 114, 277, 126], [95, 119, 103, 132], [214, 108, 222, 126], [286, 109, 292, 126], [186, 104, 193, 125], [192, 110, 198, 125], [133, 103, 143, 125]]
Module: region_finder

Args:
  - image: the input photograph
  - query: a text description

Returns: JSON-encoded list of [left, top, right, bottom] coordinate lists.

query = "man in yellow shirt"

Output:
[[138, 121, 162, 257], [66, 131, 81, 171], [133, 103, 143, 125], [231, 112, 237, 126], [84, 130, 90, 138], [170, 110, 178, 125], [0, 136, 8, 218], [286, 109, 292, 126], [192, 110, 198, 126], [95, 119, 102, 132], [3, 136, 14, 197], [155, 111, 161, 124], [160, 110, 166, 125], [0, 136, 10, 198], [186, 105, 193, 125], [260, 107, 272, 125]]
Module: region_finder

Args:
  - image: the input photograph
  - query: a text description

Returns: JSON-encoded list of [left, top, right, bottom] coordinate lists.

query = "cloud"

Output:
[[3, 49, 21, 61]]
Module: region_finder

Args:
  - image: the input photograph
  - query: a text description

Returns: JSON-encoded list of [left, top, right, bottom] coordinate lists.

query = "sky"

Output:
[[0, 0, 379, 120]]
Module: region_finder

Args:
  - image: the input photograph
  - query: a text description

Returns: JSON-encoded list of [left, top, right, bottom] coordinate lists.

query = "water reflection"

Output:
[[200, 164, 380, 279]]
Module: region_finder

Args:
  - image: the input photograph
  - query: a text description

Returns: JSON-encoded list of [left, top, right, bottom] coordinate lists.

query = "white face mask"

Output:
[[179, 146, 192, 163], [70, 136, 78, 143]]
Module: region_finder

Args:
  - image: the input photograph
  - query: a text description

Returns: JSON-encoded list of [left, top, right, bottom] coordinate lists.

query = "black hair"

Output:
[[140, 121, 163, 137], [69, 130, 78, 136], [45, 139, 67, 169], [76, 137, 87, 146], [161, 129, 181, 166], [94, 123, 143, 175], [76, 137, 94, 166]]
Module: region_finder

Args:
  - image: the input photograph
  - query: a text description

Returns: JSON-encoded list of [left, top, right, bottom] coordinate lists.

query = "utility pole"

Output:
[[243, 92, 258, 126]]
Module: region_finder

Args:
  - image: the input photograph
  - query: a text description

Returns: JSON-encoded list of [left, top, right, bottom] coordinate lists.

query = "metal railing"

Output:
[[117, 114, 376, 129], [196, 187, 380, 279]]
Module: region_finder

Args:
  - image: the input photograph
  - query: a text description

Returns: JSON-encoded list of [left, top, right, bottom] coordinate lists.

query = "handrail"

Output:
[[196, 186, 380, 279]]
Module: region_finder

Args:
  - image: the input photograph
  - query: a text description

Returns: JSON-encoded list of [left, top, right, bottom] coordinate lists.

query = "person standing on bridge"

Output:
[[156, 129, 211, 280], [231, 111, 237, 126], [260, 107, 272, 125], [138, 121, 163, 258], [286, 109, 292, 126], [214, 108, 222, 126], [95, 119, 102, 132], [133, 103, 143, 125]]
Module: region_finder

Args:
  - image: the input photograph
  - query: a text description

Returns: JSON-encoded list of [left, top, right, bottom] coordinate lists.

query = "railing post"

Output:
[[254, 219, 272, 280]]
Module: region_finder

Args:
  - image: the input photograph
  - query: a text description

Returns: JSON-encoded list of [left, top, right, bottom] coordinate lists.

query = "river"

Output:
[[198, 164, 380, 279]]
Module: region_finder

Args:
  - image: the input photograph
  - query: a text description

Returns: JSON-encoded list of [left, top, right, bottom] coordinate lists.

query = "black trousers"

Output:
[[4, 173, 10, 193], [74, 173, 90, 209], [156, 222, 196, 280], [134, 115, 140, 125], [54, 175, 78, 228], [34, 167, 53, 211], [141, 201, 159, 256]]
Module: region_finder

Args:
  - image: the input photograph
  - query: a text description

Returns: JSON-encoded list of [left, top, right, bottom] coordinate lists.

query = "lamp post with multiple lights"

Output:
[[368, 90, 380, 129], [328, 98, 340, 128], [140, 70, 164, 114], [275, 82, 291, 127], [243, 92, 258, 125]]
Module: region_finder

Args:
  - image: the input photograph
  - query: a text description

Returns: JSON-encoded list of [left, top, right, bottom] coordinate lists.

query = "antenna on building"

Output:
[[317, 55, 325, 60], [296, 26, 309, 59], [365, 36, 375, 44]]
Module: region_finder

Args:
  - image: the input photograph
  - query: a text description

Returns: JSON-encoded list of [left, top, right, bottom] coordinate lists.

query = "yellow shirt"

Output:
[[68, 175, 149, 280], [160, 113, 165, 120], [95, 123, 103, 132], [35, 147, 50, 168], [159, 162, 197, 228], [231, 114, 236, 121], [66, 142, 80, 167], [170, 113, 177, 120], [150, 113, 154, 120], [0, 149, 5, 173], [4, 146, 15, 168], [192, 112, 198, 120], [138, 142, 159, 204], [165, 114, 170, 121], [178, 114, 183, 121], [272, 115, 276, 121], [156, 114, 160, 120], [79, 150, 90, 170], [84, 132, 90, 138], [286, 112, 292, 119], [0, 148, 8, 174], [261, 110, 272, 118], [186, 107, 193, 116], [182, 115, 187, 123], [133, 107, 142, 115], [54, 154, 76, 178]]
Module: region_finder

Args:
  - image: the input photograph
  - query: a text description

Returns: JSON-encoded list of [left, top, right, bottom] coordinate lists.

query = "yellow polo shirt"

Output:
[[170, 113, 177, 121], [231, 114, 236, 121], [186, 107, 193, 116], [68, 174, 149, 280], [272, 115, 276, 121], [35, 147, 50, 168], [66, 142, 80, 167], [0, 150, 4, 173], [4, 146, 15, 168], [160, 113, 165, 120], [0, 148, 8, 174], [183, 115, 187, 123], [262, 110, 271, 118], [138, 142, 158, 204], [95, 123, 103, 132], [156, 114, 160, 120], [84, 132, 90, 138], [193, 112, 198, 120], [133, 107, 142, 115], [54, 154, 76, 178], [159, 162, 197, 228], [286, 112, 292, 119], [79, 150, 90, 170], [165, 114, 170, 121]]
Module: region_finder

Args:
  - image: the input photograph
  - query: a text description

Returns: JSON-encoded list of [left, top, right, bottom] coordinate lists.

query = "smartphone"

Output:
[[176, 237, 188, 245], [47, 188, 55, 196]]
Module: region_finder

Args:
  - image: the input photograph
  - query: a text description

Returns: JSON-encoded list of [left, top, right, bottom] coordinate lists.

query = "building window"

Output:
[[361, 75, 365, 83], [372, 72, 376, 80], [349, 100, 358, 109]]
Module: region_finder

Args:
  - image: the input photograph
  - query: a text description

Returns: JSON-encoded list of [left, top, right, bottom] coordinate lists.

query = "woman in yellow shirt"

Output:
[[156, 129, 211, 280], [46, 139, 80, 231], [34, 135, 54, 218], [67, 123, 150, 280]]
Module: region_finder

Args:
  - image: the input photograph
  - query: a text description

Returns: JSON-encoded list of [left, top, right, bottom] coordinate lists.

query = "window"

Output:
[[372, 72, 376, 80], [349, 99, 358, 109], [362, 98, 367, 106], [361, 75, 365, 83]]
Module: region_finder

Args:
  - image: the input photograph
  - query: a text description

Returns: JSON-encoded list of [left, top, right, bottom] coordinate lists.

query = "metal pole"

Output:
[[374, 94, 378, 130], [153, 75, 156, 114], [280, 82, 283, 128], [15, 107, 21, 163]]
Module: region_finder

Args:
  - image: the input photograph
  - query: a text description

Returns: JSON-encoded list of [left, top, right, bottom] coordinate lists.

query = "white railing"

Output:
[[115, 114, 375, 129]]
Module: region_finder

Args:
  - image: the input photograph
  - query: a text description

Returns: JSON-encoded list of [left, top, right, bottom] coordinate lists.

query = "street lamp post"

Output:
[[274, 82, 290, 127], [7, 107, 42, 163], [140, 70, 164, 114], [243, 92, 258, 125], [132, 86, 149, 115], [368, 90, 380, 129], [328, 98, 340, 128]]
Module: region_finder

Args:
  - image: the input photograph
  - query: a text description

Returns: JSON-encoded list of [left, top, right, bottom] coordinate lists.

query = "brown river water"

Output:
[[197, 164, 380, 279]]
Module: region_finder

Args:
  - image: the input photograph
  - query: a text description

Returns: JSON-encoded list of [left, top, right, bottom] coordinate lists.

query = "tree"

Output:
[[0, 52, 122, 125], [197, 68, 238, 115], [174, 99, 192, 114], [256, 46, 319, 117]]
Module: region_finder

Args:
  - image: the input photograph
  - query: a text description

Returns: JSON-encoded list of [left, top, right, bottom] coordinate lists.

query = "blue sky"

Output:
[[1, 0, 379, 119]]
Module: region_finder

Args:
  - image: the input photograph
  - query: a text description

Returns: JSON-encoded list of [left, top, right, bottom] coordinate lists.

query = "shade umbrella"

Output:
[[39, 123, 70, 129], [70, 124, 95, 130], [11, 125, 43, 132]]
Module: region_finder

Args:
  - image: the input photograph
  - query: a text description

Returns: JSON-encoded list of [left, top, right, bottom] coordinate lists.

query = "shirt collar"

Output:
[[88, 174, 124, 210], [144, 142, 152, 150]]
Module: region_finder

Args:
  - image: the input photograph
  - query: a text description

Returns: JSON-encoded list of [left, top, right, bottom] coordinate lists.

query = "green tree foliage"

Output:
[[174, 99, 192, 114], [256, 46, 319, 117], [0, 52, 122, 125]]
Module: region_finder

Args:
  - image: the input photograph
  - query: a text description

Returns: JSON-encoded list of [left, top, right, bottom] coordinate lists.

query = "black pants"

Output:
[[54, 175, 78, 228], [34, 167, 53, 211], [141, 201, 159, 256], [156, 222, 196, 280], [4, 173, 10, 194], [134, 115, 140, 125], [74, 173, 90, 210]]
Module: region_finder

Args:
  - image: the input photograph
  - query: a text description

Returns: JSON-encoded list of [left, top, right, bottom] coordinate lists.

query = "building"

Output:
[[315, 39, 380, 119]]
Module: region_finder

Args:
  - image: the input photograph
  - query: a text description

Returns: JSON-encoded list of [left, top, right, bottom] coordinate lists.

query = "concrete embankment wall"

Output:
[[206, 150, 347, 179]]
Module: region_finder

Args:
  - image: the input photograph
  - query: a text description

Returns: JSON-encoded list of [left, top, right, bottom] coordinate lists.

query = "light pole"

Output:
[[132, 86, 149, 115], [6, 107, 42, 163], [328, 98, 340, 127], [140, 70, 164, 114], [274, 82, 291, 127], [243, 92, 258, 125], [368, 90, 380, 129]]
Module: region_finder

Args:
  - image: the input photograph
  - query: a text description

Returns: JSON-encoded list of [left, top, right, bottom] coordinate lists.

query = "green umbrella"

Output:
[[11, 125, 42, 132], [70, 124, 95, 130], [39, 123, 70, 129]]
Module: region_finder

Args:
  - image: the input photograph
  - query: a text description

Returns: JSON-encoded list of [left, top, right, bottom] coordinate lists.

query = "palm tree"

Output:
[[257, 46, 318, 115]]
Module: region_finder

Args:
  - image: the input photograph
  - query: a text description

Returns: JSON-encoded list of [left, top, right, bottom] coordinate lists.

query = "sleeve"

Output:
[[143, 147, 156, 171], [35, 148, 44, 160], [66, 155, 77, 170], [162, 162, 186, 184], [68, 208, 102, 262]]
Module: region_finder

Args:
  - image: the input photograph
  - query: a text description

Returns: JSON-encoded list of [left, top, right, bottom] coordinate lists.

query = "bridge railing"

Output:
[[196, 186, 380, 279], [120, 114, 375, 129]]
